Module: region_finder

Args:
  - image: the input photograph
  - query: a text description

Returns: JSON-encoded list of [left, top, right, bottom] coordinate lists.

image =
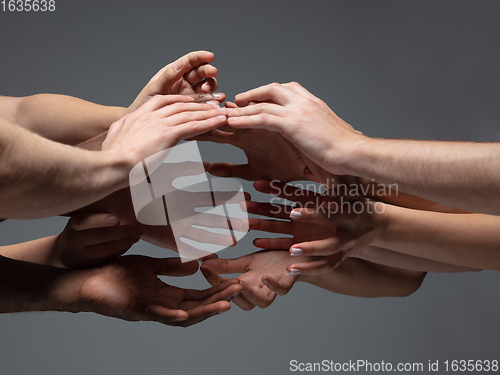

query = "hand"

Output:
[[197, 102, 308, 182], [73, 255, 243, 327], [245, 180, 387, 275], [201, 250, 314, 311], [53, 213, 143, 269], [129, 51, 224, 112], [102, 95, 228, 170], [226, 82, 364, 176]]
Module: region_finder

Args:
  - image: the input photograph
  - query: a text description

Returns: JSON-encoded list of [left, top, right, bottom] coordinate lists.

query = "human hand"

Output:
[[52, 213, 143, 269], [201, 250, 314, 311], [245, 180, 387, 275], [226, 82, 364, 176], [197, 102, 308, 182], [102, 95, 228, 171], [70, 255, 242, 327], [129, 51, 224, 112]]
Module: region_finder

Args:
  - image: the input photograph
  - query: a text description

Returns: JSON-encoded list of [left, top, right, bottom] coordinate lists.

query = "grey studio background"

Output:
[[1, 1, 500, 375]]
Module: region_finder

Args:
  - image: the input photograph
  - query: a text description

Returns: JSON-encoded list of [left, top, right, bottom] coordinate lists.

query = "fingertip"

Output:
[[175, 311, 188, 321], [106, 215, 119, 226]]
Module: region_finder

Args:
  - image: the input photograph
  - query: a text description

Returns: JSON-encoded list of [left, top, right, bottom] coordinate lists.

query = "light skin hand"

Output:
[[197, 101, 307, 182], [226, 82, 364, 176], [201, 250, 311, 311], [247, 180, 385, 275], [102, 95, 228, 173], [129, 50, 223, 112]]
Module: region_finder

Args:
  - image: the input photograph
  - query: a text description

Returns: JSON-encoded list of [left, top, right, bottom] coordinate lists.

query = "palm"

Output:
[[79, 255, 241, 326]]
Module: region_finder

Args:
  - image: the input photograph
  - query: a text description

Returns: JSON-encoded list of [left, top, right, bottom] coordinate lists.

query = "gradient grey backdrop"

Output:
[[1, 1, 499, 374]]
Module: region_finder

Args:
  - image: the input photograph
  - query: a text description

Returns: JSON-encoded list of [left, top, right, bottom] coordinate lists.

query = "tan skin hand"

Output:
[[201, 250, 313, 311]]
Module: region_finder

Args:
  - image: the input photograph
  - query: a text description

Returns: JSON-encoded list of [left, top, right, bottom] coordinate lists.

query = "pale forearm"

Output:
[[345, 138, 500, 215], [0, 236, 62, 267], [299, 258, 425, 298], [11, 94, 126, 145], [353, 246, 481, 273], [374, 204, 500, 270], [0, 119, 130, 219]]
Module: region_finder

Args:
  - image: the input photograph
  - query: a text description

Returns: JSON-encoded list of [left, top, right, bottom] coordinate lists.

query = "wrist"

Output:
[[336, 135, 377, 178]]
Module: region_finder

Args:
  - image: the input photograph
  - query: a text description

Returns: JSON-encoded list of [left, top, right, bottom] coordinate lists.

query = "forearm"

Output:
[[345, 137, 500, 215], [299, 258, 425, 298], [353, 246, 481, 273], [6, 94, 126, 145], [373, 204, 500, 270], [0, 255, 87, 313], [0, 119, 130, 219], [0, 236, 63, 267]]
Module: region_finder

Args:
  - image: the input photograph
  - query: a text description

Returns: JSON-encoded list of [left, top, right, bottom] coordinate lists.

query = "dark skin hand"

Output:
[[79, 255, 243, 327]]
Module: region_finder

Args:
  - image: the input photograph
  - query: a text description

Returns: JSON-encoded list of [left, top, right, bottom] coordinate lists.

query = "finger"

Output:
[[69, 213, 121, 231], [184, 279, 241, 302], [201, 256, 251, 274], [199, 78, 219, 93], [185, 92, 225, 103], [234, 83, 296, 107], [253, 237, 295, 250], [190, 129, 234, 143], [147, 257, 199, 276], [287, 254, 344, 276], [148, 51, 215, 90], [241, 200, 292, 220], [208, 162, 256, 180], [85, 236, 141, 260], [290, 237, 342, 257], [247, 218, 292, 235], [282, 82, 318, 101], [80, 225, 143, 246], [225, 101, 238, 108], [184, 64, 218, 86], [238, 280, 276, 309], [227, 102, 286, 118], [154, 102, 227, 119], [261, 275, 294, 296], [142, 305, 189, 323], [200, 265, 255, 311], [190, 212, 245, 232], [182, 300, 232, 326], [135, 95, 195, 115], [253, 180, 326, 207], [169, 115, 228, 142], [183, 226, 235, 247]]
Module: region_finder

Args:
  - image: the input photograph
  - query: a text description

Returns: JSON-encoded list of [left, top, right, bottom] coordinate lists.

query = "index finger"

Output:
[[234, 83, 296, 107]]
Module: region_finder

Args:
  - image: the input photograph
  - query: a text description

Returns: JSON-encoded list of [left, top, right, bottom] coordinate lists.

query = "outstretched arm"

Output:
[[0, 254, 241, 327], [227, 82, 500, 214]]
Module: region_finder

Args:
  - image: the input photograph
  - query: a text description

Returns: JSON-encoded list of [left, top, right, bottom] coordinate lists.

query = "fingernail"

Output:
[[232, 292, 241, 299], [212, 93, 224, 99], [174, 59, 183, 71], [217, 115, 227, 120], [289, 268, 301, 275], [176, 316, 187, 321], [227, 108, 234, 112], [240, 288, 245, 294], [227, 117, 238, 123], [218, 107, 227, 113], [107, 216, 118, 225], [262, 278, 271, 287], [290, 248, 303, 256], [290, 210, 302, 220], [207, 100, 220, 107]]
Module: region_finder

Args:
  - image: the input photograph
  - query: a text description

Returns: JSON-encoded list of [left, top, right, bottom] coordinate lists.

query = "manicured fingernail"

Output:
[[289, 268, 301, 275], [227, 107, 234, 112], [290, 210, 302, 220], [212, 93, 224, 99], [218, 107, 227, 113], [227, 117, 239, 123], [207, 100, 220, 107], [174, 59, 183, 70], [107, 216, 118, 225], [290, 248, 303, 256], [217, 115, 227, 120]]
